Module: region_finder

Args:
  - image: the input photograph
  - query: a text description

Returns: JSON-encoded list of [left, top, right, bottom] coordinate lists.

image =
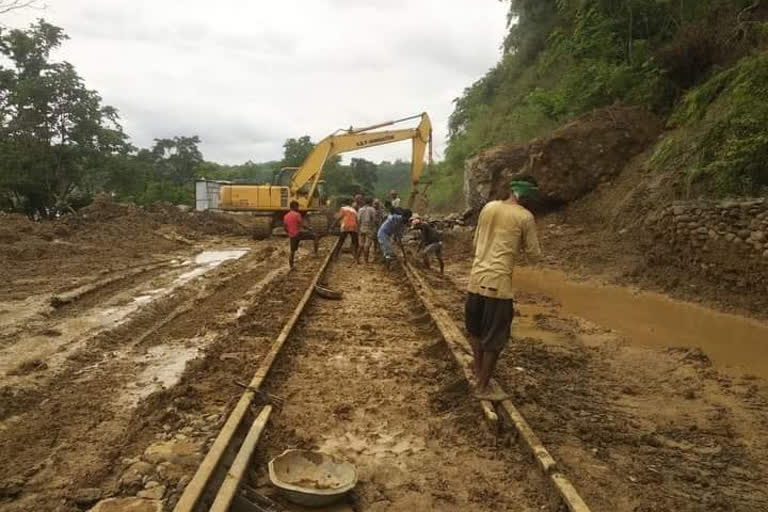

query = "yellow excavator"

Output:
[[217, 112, 432, 238]]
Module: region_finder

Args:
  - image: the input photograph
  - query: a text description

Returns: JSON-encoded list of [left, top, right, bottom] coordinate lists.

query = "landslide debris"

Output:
[[464, 106, 662, 212]]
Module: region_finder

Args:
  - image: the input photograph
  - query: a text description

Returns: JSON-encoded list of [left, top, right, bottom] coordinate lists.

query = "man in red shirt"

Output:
[[283, 200, 319, 270]]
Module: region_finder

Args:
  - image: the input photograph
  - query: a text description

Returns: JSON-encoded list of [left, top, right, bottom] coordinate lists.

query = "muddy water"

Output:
[[514, 267, 768, 377]]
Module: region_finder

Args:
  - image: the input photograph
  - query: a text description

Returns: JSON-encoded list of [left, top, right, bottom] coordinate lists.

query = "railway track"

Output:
[[173, 246, 592, 512]]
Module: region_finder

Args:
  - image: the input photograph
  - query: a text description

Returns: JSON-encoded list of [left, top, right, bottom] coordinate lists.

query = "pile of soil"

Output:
[[0, 200, 249, 263], [464, 105, 663, 212]]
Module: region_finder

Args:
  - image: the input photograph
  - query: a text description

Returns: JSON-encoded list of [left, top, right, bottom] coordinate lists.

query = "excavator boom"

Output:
[[215, 112, 432, 237]]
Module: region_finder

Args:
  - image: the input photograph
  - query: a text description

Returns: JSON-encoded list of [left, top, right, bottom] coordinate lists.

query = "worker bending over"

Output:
[[411, 215, 444, 274], [283, 200, 319, 270], [377, 207, 411, 268], [465, 181, 541, 400]]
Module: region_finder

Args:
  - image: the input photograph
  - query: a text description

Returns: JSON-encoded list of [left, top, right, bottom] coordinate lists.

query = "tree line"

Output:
[[0, 21, 413, 218]]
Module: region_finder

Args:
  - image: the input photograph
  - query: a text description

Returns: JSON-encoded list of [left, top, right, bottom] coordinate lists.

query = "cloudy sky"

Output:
[[4, 1, 508, 164]]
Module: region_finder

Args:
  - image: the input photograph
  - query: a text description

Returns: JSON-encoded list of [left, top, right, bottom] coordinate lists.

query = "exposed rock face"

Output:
[[464, 106, 663, 212]]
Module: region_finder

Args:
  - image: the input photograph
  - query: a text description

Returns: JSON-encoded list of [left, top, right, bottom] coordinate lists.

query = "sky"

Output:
[[3, 1, 508, 164]]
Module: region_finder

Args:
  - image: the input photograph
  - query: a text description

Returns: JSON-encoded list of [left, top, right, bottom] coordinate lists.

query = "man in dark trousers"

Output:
[[411, 215, 444, 274], [465, 181, 541, 400], [283, 200, 319, 270]]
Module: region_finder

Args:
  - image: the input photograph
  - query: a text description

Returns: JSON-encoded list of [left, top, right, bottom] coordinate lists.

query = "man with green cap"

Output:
[[465, 180, 541, 400]]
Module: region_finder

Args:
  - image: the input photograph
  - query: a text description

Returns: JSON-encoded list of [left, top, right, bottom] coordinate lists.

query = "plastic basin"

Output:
[[268, 449, 357, 507]]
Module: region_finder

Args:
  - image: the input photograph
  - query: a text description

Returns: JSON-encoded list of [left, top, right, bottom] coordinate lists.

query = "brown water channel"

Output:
[[515, 267, 768, 378]]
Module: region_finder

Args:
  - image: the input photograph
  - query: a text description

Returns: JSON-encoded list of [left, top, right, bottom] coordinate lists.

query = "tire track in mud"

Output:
[[414, 262, 768, 512], [248, 262, 549, 512], [0, 239, 327, 512]]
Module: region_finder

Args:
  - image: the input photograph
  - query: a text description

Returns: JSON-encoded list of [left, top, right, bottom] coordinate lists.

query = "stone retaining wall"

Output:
[[644, 198, 768, 291]]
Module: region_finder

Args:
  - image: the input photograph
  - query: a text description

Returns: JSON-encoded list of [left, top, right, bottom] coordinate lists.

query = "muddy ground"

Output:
[[2, 204, 768, 512], [415, 235, 768, 512], [252, 262, 549, 511]]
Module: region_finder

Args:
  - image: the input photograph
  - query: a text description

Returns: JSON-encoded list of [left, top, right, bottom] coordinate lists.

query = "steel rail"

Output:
[[173, 243, 337, 512]]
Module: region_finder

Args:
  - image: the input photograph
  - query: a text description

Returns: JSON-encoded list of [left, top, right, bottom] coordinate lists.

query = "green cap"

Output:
[[508, 180, 539, 198]]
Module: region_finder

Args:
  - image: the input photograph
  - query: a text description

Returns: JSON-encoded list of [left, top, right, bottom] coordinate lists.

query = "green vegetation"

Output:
[[0, 21, 413, 217], [431, 0, 768, 207]]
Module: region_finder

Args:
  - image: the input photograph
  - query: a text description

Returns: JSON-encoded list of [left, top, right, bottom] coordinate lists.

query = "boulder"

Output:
[[463, 106, 662, 211]]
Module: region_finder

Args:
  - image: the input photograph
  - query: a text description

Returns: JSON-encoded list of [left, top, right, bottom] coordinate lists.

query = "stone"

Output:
[[764, 250, 768, 259], [119, 461, 154, 491], [156, 462, 187, 482], [137, 485, 166, 501], [143, 440, 201, 466], [88, 497, 162, 512], [724, 233, 735, 242], [71, 488, 103, 506], [751, 231, 766, 242], [672, 206, 686, 216], [737, 229, 751, 239]]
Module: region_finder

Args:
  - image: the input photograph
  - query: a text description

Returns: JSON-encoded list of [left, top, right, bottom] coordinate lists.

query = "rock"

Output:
[[751, 231, 766, 242], [156, 462, 187, 482], [464, 106, 662, 209], [143, 440, 201, 466], [724, 233, 735, 242], [119, 461, 154, 491], [0, 477, 25, 498], [672, 206, 686, 216], [88, 497, 162, 512], [137, 485, 166, 500], [737, 229, 751, 239], [71, 488, 103, 506]]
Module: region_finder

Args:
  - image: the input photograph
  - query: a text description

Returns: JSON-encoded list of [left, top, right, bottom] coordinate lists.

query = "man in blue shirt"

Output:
[[377, 208, 412, 268]]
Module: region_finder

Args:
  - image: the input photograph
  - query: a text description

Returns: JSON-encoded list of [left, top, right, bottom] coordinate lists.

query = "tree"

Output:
[[151, 136, 203, 186], [0, 20, 128, 216], [281, 136, 314, 167], [0, 0, 42, 15], [349, 157, 377, 195]]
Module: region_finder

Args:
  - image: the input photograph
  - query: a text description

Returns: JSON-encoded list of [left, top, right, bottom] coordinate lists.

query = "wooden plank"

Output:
[[551, 473, 592, 512], [209, 406, 273, 512]]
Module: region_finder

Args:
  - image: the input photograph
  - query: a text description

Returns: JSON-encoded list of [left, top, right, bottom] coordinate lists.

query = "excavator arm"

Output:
[[290, 112, 432, 208]]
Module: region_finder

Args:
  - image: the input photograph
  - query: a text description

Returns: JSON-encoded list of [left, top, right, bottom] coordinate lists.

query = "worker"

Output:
[[411, 216, 444, 274], [377, 207, 411, 269], [334, 198, 360, 263], [283, 200, 319, 270], [465, 181, 541, 400], [357, 197, 377, 263], [389, 190, 401, 208], [372, 198, 383, 257], [353, 193, 364, 211]]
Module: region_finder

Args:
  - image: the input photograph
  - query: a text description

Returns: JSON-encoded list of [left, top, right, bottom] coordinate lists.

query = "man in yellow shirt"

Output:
[[465, 181, 541, 400]]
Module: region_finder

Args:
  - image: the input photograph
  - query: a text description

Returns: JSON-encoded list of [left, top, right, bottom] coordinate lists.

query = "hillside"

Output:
[[426, 0, 768, 210]]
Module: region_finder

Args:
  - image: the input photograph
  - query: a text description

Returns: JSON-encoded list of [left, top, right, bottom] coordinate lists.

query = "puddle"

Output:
[[514, 267, 768, 378], [174, 249, 248, 286], [0, 248, 248, 383], [122, 344, 201, 406]]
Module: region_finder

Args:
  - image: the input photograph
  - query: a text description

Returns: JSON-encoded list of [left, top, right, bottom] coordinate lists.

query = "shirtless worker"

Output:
[[465, 181, 541, 400], [283, 200, 319, 270]]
